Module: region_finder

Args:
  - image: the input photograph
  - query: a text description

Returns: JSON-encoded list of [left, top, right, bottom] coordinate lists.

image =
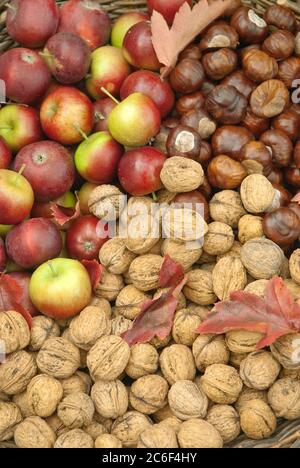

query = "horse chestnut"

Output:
[[206, 85, 247, 125], [263, 207, 300, 246], [212, 125, 253, 160], [202, 48, 237, 80], [170, 59, 205, 94], [208, 155, 247, 189], [260, 129, 293, 168], [166, 125, 202, 160], [231, 7, 268, 44], [262, 30, 295, 60]]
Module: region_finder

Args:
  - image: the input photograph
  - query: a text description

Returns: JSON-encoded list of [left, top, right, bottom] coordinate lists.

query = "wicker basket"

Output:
[[0, 0, 300, 450]]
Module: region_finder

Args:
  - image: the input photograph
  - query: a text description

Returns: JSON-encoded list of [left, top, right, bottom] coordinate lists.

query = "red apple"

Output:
[[93, 98, 117, 132], [9, 272, 39, 316], [78, 182, 97, 215], [42, 33, 91, 84], [0, 137, 12, 169], [147, 0, 193, 25], [13, 141, 75, 202], [58, 0, 111, 50], [0, 168, 34, 225], [40, 86, 94, 145], [0, 237, 6, 272], [111, 12, 149, 48], [0, 104, 42, 153], [120, 71, 175, 118], [29, 258, 92, 319], [6, 0, 59, 48], [31, 191, 77, 231], [123, 21, 160, 71], [66, 215, 108, 260], [0, 48, 51, 104], [118, 147, 166, 196], [6, 218, 62, 269], [75, 131, 124, 184]]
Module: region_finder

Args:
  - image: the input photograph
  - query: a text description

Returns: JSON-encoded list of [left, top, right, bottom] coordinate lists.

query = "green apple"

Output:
[[29, 258, 92, 320], [0, 168, 34, 225], [0, 224, 12, 238], [111, 12, 149, 48], [57, 191, 77, 209]]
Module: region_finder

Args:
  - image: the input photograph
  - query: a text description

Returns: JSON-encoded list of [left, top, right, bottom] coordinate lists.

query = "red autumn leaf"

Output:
[[292, 192, 300, 204], [51, 198, 81, 226], [81, 260, 104, 291], [122, 276, 187, 346], [0, 274, 33, 328], [151, 0, 232, 76], [159, 255, 184, 288], [197, 277, 300, 349]]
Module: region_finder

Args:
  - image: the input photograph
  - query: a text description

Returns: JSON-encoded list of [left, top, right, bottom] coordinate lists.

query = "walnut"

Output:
[[198, 251, 216, 265], [95, 434, 122, 448], [69, 306, 111, 351], [270, 333, 300, 369], [153, 404, 178, 422], [206, 405, 240, 444], [111, 316, 132, 336], [240, 351, 281, 390], [238, 214, 264, 244], [89, 296, 112, 318], [37, 337, 80, 379], [115, 286, 150, 320], [0, 350, 37, 395], [129, 254, 164, 291], [280, 368, 300, 380], [209, 190, 246, 228], [130, 375, 168, 414], [148, 238, 164, 255], [157, 188, 177, 204], [241, 237, 284, 279], [88, 184, 125, 220], [0, 391, 10, 402], [268, 378, 300, 421], [192, 335, 230, 372], [0, 310, 30, 354], [183, 269, 217, 305], [158, 417, 182, 433], [60, 371, 92, 397], [178, 418, 223, 448], [160, 344, 196, 385], [161, 238, 202, 271], [240, 174, 275, 213], [244, 279, 268, 297], [168, 380, 208, 420], [99, 238, 136, 274], [160, 156, 204, 192], [203, 222, 234, 256], [95, 269, 124, 301], [123, 201, 161, 254], [82, 420, 107, 440], [87, 335, 130, 381], [213, 257, 247, 300], [171, 308, 203, 346], [153, 288, 186, 311], [46, 414, 66, 436], [14, 416, 56, 448], [235, 387, 268, 412], [239, 399, 277, 440], [27, 374, 63, 418], [12, 391, 34, 418], [57, 392, 94, 429], [0, 402, 22, 441], [111, 411, 153, 448], [163, 206, 208, 242], [126, 343, 159, 379], [201, 364, 243, 404], [29, 316, 60, 351], [150, 334, 171, 349], [137, 424, 178, 448], [226, 330, 264, 354], [280, 256, 291, 279], [91, 380, 128, 419], [54, 428, 94, 448], [289, 249, 300, 285]]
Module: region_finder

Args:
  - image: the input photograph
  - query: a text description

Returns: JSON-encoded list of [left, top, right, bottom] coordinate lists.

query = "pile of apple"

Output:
[[0, 0, 188, 320]]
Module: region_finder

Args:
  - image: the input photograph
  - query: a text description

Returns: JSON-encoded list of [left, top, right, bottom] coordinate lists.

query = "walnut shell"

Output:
[[240, 174, 275, 213], [95, 269, 124, 301], [88, 184, 125, 221], [91, 380, 128, 419], [168, 380, 208, 420], [0, 310, 30, 354], [171, 307, 203, 346], [160, 344, 196, 385], [57, 392, 94, 429], [225, 330, 264, 354], [69, 306, 111, 351], [239, 399, 277, 440], [0, 350, 37, 395], [268, 378, 300, 420], [129, 254, 164, 291], [60, 371, 92, 397], [99, 238, 136, 274], [125, 343, 159, 379], [206, 405, 240, 443], [161, 238, 202, 271], [37, 337, 80, 379], [201, 364, 243, 404], [95, 434, 122, 448], [12, 391, 34, 418], [270, 333, 300, 369], [209, 190, 246, 228], [216, 240, 242, 262], [284, 280, 300, 302], [240, 351, 281, 390], [29, 316, 60, 351], [153, 288, 186, 311], [87, 335, 130, 381], [89, 297, 112, 318], [129, 375, 169, 415], [83, 420, 108, 440], [192, 335, 230, 372], [115, 286, 150, 320], [137, 424, 178, 448], [183, 269, 217, 305], [14, 416, 56, 448], [158, 416, 182, 433], [289, 249, 300, 285], [280, 368, 300, 380], [203, 222, 234, 256], [160, 156, 204, 192], [111, 411, 153, 448], [178, 418, 223, 448], [241, 237, 284, 279], [0, 402, 22, 441], [111, 316, 132, 336], [27, 374, 63, 418], [213, 257, 247, 300], [235, 387, 268, 412], [46, 414, 67, 436], [244, 279, 268, 297], [238, 214, 264, 244], [124, 212, 160, 255], [163, 206, 208, 242], [54, 428, 94, 448]]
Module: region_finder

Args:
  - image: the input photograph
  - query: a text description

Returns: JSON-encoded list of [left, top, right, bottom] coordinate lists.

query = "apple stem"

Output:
[[47, 261, 58, 277], [14, 164, 26, 183], [100, 87, 120, 105], [152, 192, 158, 201], [39, 51, 53, 60], [95, 111, 105, 121], [73, 124, 88, 140]]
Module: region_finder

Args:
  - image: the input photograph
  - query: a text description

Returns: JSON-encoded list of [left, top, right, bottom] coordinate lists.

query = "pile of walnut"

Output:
[[4, 2, 300, 449]]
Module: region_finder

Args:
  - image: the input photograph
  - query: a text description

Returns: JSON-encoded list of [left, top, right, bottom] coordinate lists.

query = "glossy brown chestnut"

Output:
[[174, 191, 209, 222], [263, 207, 300, 246], [271, 183, 292, 207], [267, 167, 283, 185], [176, 91, 205, 115], [285, 167, 300, 188], [230, 7, 268, 44], [289, 104, 300, 117], [287, 202, 300, 220], [242, 107, 270, 137], [272, 110, 300, 141], [239, 44, 261, 61], [202, 48, 238, 81], [206, 85, 247, 124], [153, 126, 169, 153], [263, 5, 297, 32], [240, 141, 273, 176], [260, 129, 293, 168], [199, 22, 239, 51], [200, 79, 216, 97], [170, 59, 205, 94], [166, 124, 202, 160], [212, 125, 253, 160], [197, 141, 212, 165], [223, 0, 242, 17], [162, 117, 180, 129], [277, 57, 300, 88], [262, 30, 295, 60], [242, 49, 278, 83], [181, 109, 217, 140], [294, 140, 300, 169], [207, 154, 247, 189], [179, 44, 202, 61], [250, 79, 290, 118], [221, 71, 255, 99]]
